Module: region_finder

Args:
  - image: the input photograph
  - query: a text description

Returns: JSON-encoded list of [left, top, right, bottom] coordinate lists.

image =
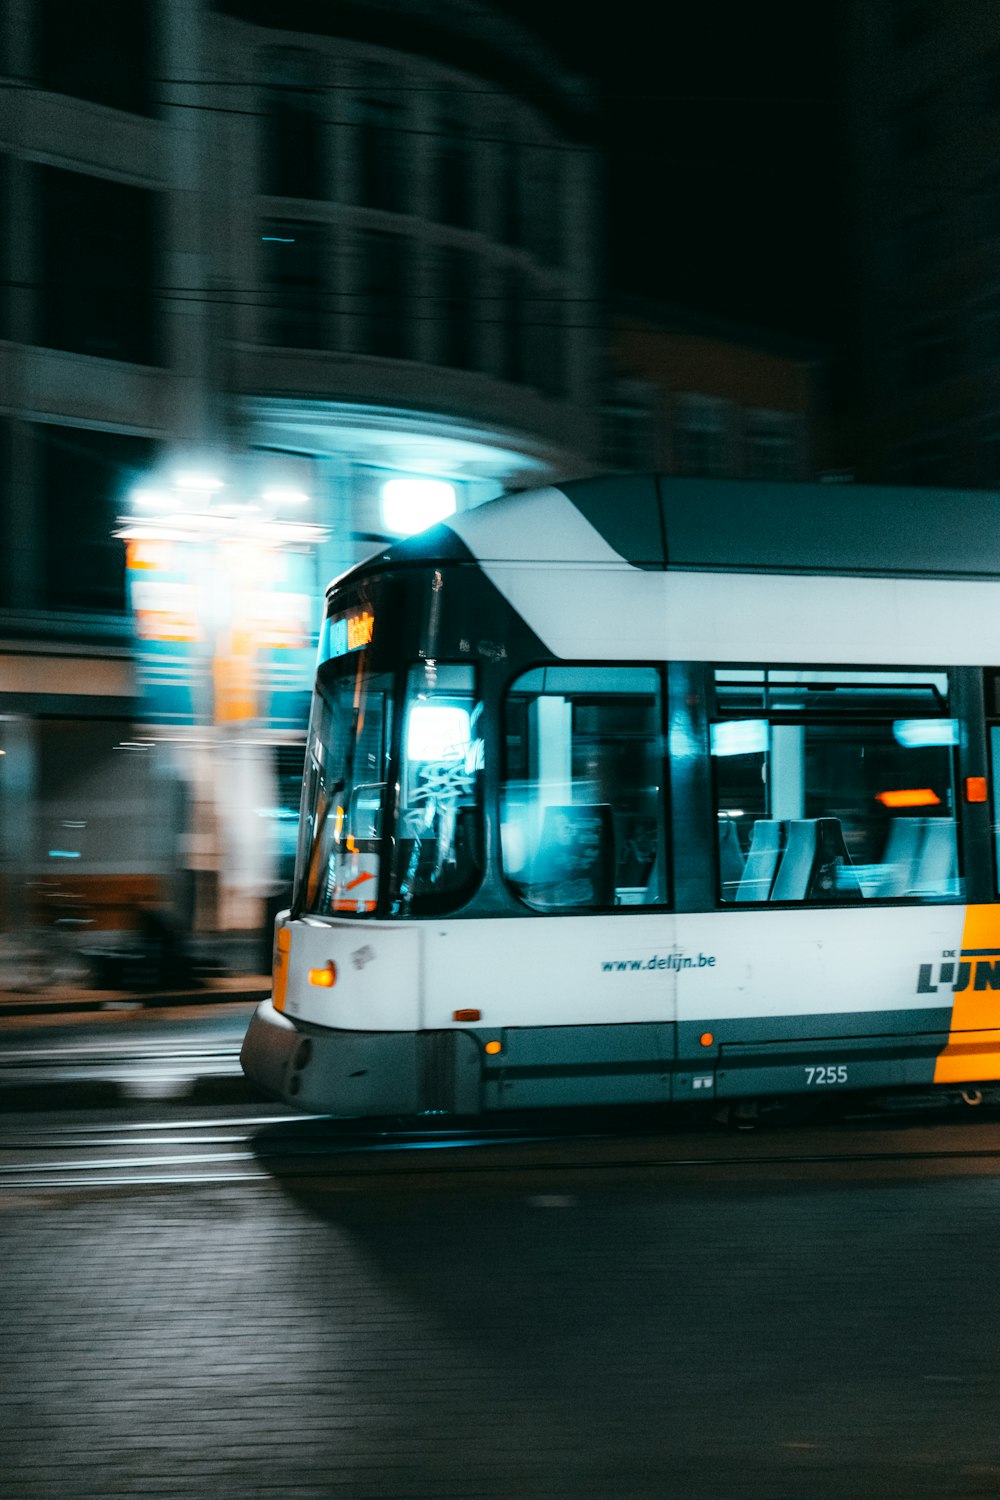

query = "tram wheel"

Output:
[[727, 1096, 819, 1130]]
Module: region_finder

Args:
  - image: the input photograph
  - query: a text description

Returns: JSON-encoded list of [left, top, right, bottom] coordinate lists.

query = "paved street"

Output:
[[5, 1102, 1000, 1499]]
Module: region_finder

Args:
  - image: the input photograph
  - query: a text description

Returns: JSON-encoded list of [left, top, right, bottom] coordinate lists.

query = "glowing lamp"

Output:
[[174, 470, 224, 494], [382, 478, 456, 536], [308, 961, 337, 988], [710, 720, 769, 757], [407, 704, 471, 762], [261, 487, 310, 506], [876, 789, 941, 808]]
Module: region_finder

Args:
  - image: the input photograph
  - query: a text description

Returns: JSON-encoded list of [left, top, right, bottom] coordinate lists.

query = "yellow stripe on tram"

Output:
[[272, 927, 291, 1014], [934, 905, 1000, 1084]]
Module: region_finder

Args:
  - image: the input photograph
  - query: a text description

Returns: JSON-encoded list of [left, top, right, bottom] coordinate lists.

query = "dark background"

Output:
[[501, 0, 843, 343]]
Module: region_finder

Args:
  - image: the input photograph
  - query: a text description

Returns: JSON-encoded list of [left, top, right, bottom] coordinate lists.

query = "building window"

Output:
[[497, 269, 526, 383], [0, 416, 10, 608], [0, 153, 9, 341], [534, 295, 565, 396], [36, 424, 157, 613], [602, 400, 654, 471], [744, 411, 801, 481], [435, 97, 474, 229], [261, 221, 327, 349], [353, 80, 407, 213], [712, 668, 960, 904], [360, 231, 406, 358], [502, 665, 667, 911], [526, 148, 563, 266], [440, 248, 476, 370], [261, 49, 325, 200], [35, 0, 156, 116], [498, 133, 523, 247], [39, 167, 158, 365], [673, 395, 731, 477]]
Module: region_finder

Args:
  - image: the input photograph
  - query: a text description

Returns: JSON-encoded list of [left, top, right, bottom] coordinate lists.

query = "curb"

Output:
[[0, 986, 270, 1019]]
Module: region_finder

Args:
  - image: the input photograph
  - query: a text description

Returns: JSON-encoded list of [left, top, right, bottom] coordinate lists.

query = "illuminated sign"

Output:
[[322, 609, 374, 660]]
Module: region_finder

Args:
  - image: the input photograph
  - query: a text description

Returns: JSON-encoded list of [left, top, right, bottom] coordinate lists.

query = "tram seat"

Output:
[[907, 816, 958, 898], [870, 816, 958, 899], [770, 817, 862, 902], [735, 819, 786, 902], [717, 818, 746, 901], [876, 816, 926, 897], [527, 803, 615, 907]]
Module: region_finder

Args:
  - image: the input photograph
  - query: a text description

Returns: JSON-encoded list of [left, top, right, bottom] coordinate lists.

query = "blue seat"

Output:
[[735, 820, 786, 902]]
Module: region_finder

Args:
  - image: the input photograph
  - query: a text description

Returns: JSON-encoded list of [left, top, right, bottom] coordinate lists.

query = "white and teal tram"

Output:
[[241, 474, 1000, 1116]]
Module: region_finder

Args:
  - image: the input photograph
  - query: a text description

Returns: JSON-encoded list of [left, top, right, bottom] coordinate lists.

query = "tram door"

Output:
[[480, 664, 676, 1107]]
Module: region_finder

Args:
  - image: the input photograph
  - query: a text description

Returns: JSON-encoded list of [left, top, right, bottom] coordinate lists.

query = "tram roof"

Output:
[[340, 475, 1000, 589]]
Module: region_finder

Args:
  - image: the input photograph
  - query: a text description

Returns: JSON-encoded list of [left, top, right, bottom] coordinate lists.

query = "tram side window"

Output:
[[712, 669, 961, 904], [990, 728, 1000, 891], [390, 664, 484, 916], [501, 666, 666, 911]]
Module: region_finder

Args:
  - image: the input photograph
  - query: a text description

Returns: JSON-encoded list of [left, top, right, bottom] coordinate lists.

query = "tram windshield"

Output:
[[297, 654, 483, 919], [299, 655, 392, 917]]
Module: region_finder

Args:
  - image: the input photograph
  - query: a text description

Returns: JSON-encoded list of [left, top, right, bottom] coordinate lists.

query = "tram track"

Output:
[[4, 1109, 1000, 1192]]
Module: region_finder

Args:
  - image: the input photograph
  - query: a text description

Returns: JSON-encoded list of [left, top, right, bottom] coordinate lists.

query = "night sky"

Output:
[[501, 0, 842, 345]]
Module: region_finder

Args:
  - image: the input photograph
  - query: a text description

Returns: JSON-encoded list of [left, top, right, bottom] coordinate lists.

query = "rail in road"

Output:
[[4, 1107, 1000, 1192]]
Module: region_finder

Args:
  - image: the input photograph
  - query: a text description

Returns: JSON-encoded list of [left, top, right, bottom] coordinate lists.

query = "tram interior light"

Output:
[[710, 720, 769, 757], [876, 788, 941, 808], [893, 719, 959, 748], [382, 478, 456, 535], [407, 704, 471, 761]]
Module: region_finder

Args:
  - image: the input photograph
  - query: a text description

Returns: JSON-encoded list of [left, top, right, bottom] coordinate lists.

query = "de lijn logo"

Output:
[[917, 949, 1000, 994]]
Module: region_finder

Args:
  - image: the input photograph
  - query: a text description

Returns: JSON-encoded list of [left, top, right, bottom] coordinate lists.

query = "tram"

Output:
[[241, 473, 1000, 1117]]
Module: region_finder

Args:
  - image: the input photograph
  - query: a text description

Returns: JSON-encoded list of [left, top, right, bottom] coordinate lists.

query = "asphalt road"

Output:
[[4, 1086, 1000, 1499]]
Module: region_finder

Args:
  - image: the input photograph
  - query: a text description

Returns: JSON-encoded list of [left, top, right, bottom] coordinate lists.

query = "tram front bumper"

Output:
[[240, 999, 424, 1115]]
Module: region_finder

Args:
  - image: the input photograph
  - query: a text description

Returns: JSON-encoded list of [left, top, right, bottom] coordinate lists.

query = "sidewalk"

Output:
[[0, 972, 270, 1021]]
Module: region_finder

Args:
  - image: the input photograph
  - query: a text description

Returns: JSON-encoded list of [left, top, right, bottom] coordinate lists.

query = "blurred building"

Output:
[[0, 0, 598, 952], [601, 302, 826, 480], [845, 1, 1000, 486]]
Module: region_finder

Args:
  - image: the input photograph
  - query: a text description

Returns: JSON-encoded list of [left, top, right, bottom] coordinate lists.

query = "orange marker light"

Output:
[[700, 1032, 714, 1047], [453, 1009, 481, 1022], [308, 961, 337, 988], [876, 788, 941, 808], [485, 1040, 502, 1055], [966, 777, 988, 803]]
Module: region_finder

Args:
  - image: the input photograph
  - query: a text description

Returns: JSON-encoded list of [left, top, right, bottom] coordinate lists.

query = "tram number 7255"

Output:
[[804, 1065, 849, 1086]]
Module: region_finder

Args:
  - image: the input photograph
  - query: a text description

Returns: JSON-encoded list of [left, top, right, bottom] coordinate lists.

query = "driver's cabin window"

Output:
[[390, 663, 484, 916]]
